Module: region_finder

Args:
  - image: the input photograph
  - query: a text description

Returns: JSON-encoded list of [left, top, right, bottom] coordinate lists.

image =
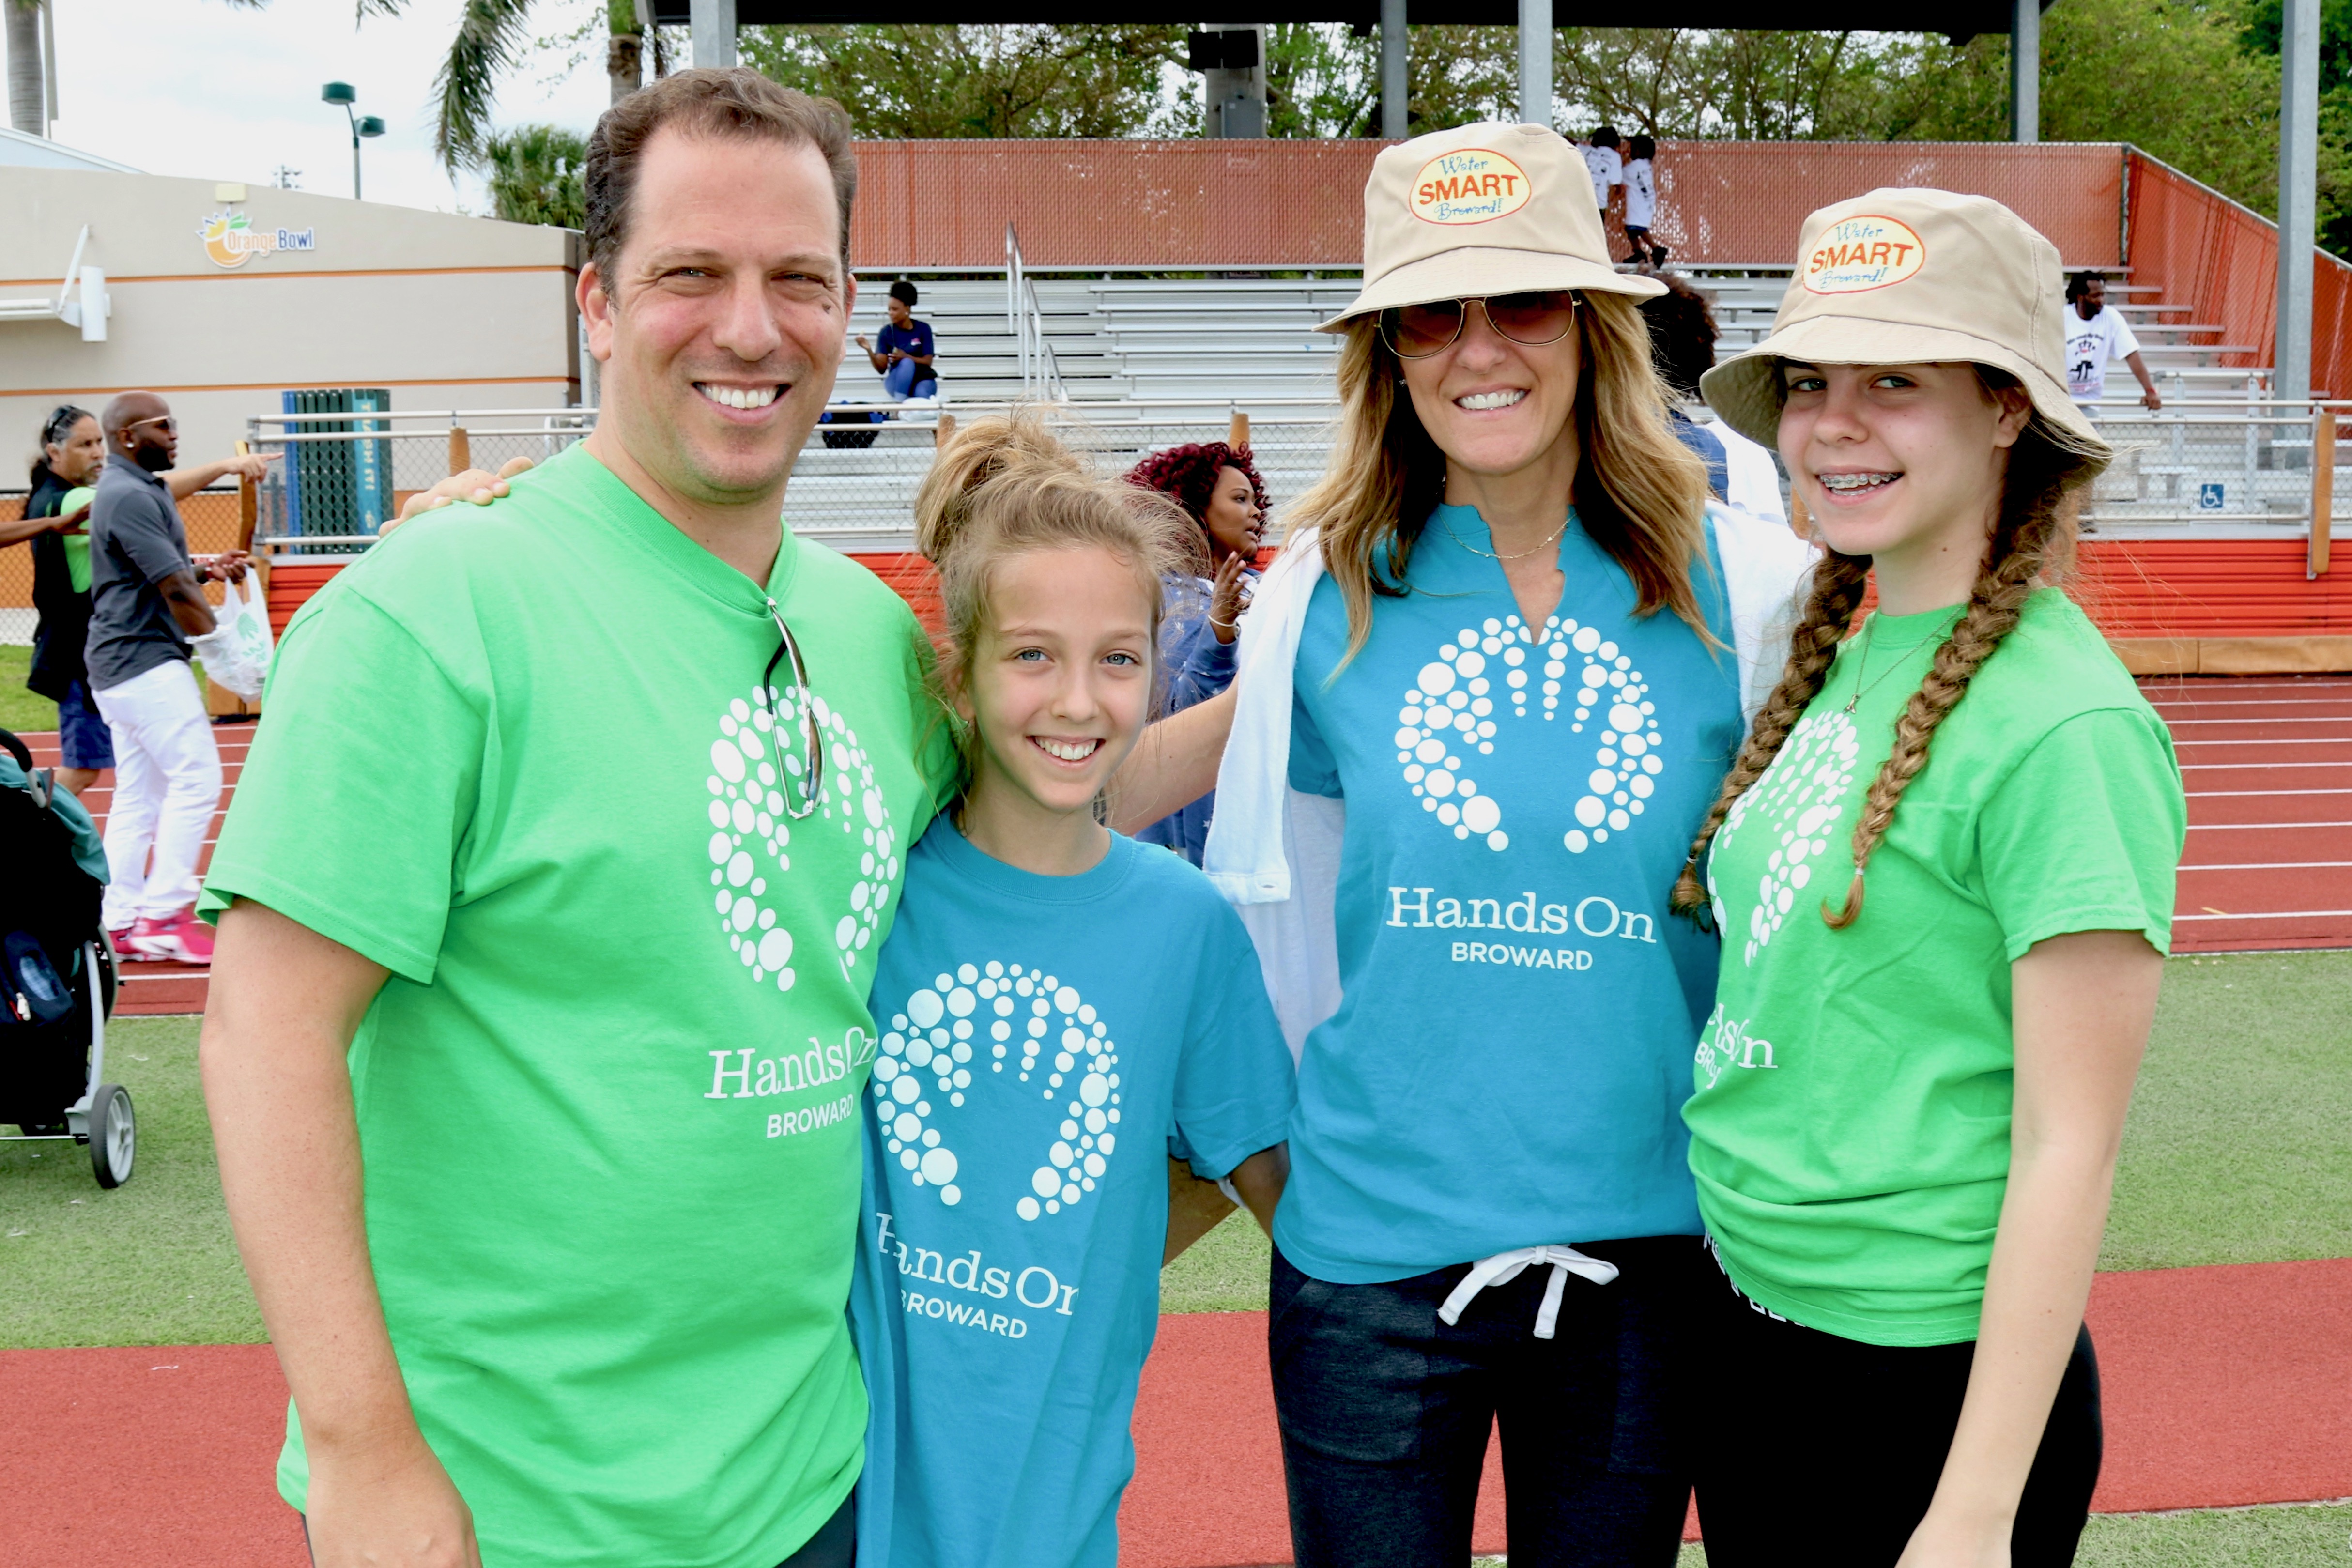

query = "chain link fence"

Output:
[[9, 397, 2344, 646]]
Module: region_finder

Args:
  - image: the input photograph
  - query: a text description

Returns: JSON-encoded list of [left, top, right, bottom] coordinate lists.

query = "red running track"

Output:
[[14, 723, 245, 1016], [11, 669, 2348, 1013], [2143, 675, 2352, 952], [3, 1260, 2348, 1568]]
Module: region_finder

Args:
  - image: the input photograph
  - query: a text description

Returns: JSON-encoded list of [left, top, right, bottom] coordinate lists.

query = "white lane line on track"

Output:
[[2154, 719, 2352, 728], [2176, 909, 2352, 921], [2180, 861, 2352, 871], [2188, 820, 2352, 830], [2178, 762, 2352, 769], [2188, 787, 2352, 797]]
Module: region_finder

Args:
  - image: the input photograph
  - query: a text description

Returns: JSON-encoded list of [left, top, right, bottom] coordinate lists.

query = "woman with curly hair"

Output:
[[1122, 439, 1267, 863]]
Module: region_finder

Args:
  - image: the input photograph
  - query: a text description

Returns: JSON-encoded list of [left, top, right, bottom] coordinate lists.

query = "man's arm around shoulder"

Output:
[[202, 900, 483, 1568]]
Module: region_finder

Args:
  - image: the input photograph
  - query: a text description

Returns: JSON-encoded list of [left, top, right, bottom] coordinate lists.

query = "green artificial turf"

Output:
[[0, 643, 58, 735], [1161, 1202, 1276, 1313], [2102, 951, 2352, 1271], [0, 1016, 265, 1348], [1169, 950, 2352, 1315]]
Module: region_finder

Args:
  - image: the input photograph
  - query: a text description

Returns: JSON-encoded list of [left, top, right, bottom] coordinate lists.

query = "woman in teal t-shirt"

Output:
[[1199, 122, 1813, 1567], [1674, 192, 2184, 1565]]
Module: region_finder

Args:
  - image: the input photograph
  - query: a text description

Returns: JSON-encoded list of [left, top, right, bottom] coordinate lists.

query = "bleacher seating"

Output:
[[791, 267, 2284, 549]]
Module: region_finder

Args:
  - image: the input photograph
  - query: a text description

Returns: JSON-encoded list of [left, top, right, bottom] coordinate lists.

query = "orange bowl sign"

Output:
[[199, 210, 320, 270], [1411, 148, 1533, 226]]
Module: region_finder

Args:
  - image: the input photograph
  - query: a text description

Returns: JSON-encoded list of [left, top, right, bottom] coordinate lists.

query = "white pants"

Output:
[[91, 658, 222, 927]]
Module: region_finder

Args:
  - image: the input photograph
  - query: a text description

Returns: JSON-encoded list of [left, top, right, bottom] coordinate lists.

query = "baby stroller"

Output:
[[1, 726, 131, 1187]]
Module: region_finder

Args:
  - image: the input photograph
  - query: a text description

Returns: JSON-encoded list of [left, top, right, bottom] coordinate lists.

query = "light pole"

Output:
[[321, 82, 386, 201]]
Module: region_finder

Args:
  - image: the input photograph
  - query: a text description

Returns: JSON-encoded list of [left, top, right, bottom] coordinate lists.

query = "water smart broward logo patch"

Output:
[[1803, 215, 1928, 295], [1412, 149, 1534, 225], [1394, 614, 1668, 853], [872, 961, 1122, 1221]]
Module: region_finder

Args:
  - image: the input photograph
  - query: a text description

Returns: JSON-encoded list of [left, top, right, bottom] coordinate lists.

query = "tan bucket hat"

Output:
[[1699, 187, 2110, 467], [1320, 121, 1665, 331]]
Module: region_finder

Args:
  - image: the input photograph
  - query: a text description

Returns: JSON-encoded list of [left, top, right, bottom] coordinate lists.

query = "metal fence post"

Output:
[[1518, 0, 1552, 128], [2312, 408, 2335, 577], [2277, 0, 2321, 407], [449, 426, 471, 477], [1381, 0, 1408, 140]]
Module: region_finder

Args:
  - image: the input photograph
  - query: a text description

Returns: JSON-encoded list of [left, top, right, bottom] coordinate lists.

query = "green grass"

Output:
[[6, 965, 2351, 1557], [1162, 1200, 1276, 1312], [0, 643, 58, 735], [2103, 951, 2352, 1271], [0, 1016, 264, 1348], [1167, 950, 2352, 1316], [14, 953, 2348, 1344]]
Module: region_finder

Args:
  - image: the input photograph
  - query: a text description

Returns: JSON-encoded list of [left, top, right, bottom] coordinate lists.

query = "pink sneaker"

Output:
[[127, 910, 215, 965]]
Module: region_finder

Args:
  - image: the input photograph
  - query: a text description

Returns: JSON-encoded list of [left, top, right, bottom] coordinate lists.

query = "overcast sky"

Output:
[[41, 0, 619, 213]]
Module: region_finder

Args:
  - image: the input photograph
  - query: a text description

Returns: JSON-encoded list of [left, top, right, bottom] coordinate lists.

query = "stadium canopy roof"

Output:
[[651, 0, 2047, 44]]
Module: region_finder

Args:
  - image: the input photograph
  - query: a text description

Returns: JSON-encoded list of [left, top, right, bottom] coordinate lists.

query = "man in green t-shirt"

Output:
[[200, 72, 946, 1568]]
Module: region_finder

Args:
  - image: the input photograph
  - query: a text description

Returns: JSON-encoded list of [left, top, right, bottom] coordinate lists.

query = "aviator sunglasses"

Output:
[[1380, 291, 1580, 359], [758, 598, 826, 820]]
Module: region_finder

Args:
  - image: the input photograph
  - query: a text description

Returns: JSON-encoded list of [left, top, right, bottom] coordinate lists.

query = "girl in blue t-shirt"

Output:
[[849, 413, 1296, 1568]]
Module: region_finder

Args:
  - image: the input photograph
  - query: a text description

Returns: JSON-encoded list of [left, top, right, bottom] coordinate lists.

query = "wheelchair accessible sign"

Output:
[[2198, 482, 2226, 511]]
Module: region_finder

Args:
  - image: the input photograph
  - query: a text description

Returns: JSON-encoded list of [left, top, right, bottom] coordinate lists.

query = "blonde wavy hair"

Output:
[[1669, 369, 2110, 927], [1284, 292, 1716, 668], [912, 410, 1203, 780]]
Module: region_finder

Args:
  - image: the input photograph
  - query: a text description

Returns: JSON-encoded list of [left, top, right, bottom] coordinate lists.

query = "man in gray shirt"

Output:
[[87, 390, 249, 964]]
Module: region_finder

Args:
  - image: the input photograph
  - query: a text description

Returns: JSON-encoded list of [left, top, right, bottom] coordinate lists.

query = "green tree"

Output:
[[482, 122, 587, 227], [740, 24, 1186, 138]]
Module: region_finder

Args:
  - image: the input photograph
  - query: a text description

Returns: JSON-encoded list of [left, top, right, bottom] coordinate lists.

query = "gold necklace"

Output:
[[1842, 613, 1938, 713], [1443, 515, 1568, 562]]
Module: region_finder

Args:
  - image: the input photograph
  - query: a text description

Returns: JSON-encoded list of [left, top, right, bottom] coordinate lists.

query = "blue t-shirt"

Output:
[[851, 817, 1294, 1568], [878, 318, 937, 365], [1276, 503, 1741, 1284]]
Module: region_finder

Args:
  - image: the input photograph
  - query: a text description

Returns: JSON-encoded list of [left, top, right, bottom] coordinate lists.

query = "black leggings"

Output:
[[1691, 1276, 2101, 1568]]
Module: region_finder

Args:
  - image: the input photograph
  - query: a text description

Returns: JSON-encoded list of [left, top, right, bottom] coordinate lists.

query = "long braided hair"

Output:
[[1669, 369, 2106, 928]]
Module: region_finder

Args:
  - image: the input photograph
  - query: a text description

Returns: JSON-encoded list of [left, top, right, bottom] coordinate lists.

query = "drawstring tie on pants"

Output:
[[1436, 1245, 1620, 1339]]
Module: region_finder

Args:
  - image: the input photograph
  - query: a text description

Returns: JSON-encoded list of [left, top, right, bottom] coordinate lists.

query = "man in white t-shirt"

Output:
[[1582, 126, 1623, 213], [2065, 272, 2162, 410]]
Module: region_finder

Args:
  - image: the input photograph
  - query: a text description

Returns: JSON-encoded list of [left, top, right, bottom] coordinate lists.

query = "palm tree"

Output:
[[481, 122, 586, 227], [415, 0, 647, 171]]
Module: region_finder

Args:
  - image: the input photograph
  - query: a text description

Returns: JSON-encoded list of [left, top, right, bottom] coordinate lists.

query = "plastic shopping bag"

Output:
[[191, 573, 273, 701]]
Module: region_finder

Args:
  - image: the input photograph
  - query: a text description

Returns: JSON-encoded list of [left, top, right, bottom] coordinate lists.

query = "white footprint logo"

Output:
[[704, 688, 899, 990], [1707, 708, 1861, 965], [872, 961, 1122, 1221], [1393, 615, 1666, 854]]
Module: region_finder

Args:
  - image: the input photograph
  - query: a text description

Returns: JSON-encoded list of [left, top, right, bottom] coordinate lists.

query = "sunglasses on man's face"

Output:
[[125, 415, 177, 435], [1380, 291, 1580, 359]]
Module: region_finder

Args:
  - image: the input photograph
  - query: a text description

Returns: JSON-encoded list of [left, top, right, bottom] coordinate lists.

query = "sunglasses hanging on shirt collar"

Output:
[[760, 598, 825, 820]]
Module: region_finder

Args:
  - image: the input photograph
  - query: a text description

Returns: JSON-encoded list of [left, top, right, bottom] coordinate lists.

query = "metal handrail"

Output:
[[1002, 222, 1067, 401]]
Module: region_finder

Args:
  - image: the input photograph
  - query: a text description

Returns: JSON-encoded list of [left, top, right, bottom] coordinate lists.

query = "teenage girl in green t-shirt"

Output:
[[1669, 191, 2185, 1566]]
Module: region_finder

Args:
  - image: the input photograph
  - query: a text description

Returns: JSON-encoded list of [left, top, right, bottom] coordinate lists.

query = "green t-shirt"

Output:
[[59, 485, 93, 592], [200, 446, 953, 1566], [1683, 588, 2183, 1348]]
